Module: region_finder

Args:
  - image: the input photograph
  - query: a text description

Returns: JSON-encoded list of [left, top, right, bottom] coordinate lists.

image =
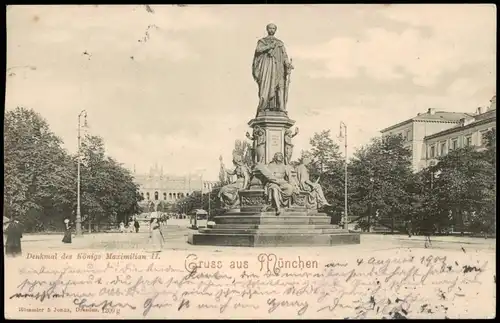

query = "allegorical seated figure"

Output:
[[296, 157, 331, 209], [218, 155, 250, 209], [254, 152, 297, 215]]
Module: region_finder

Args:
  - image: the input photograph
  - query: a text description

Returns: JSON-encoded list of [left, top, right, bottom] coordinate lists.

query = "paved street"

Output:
[[19, 221, 496, 254]]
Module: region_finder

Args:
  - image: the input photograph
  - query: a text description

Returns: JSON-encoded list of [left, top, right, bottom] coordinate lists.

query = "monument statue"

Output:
[[252, 23, 294, 115], [188, 24, 360, 247], [218, 154, 250, 209], [296, 157, 331, 209], [254, 152, 296, 215], [283, 127, 299, 164], [246, 126, 266, 164]]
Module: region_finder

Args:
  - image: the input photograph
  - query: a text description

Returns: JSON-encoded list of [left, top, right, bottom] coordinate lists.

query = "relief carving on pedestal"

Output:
[[240, 194, 267, 206], [292, 192, 307, 207]]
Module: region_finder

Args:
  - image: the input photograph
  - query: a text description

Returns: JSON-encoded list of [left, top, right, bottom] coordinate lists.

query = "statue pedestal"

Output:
[[187, 209, 360, 247], [189, 187, 361, 247], [248, 111, 295, 164], [188, 111, 361, 247]]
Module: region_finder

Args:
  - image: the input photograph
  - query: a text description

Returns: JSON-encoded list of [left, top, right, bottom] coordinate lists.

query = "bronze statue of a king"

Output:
[[252, 23, 294, 116]]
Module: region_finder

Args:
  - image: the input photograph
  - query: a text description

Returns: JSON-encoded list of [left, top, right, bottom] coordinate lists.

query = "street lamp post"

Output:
[[198, 169, 210, 222], [339, 121, 348, 229], [76, 110, 88, 236], [208, 187, 211, 220]]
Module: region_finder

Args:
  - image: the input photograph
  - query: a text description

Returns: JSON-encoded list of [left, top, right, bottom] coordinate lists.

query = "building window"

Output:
[[146, 192, 150, 200], [440, 142, 447, 156], [140, 192, 144, 199], [154, 191, 159, 201], [451, 138, 459, 150], [429, 145, 436, 158], [163, 192, 167, 200], [464, 135, 472, 147]]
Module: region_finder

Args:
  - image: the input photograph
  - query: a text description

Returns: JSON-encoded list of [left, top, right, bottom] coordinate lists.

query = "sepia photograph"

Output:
[[4, 4, 496, 319]]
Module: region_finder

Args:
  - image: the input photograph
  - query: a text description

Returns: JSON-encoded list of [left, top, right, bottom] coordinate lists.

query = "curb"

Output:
[[392, 237, 494, 245]]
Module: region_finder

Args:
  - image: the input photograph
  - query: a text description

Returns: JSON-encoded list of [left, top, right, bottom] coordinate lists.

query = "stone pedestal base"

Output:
[[248, 111, 295, 164], [187, 210, 361, 247]]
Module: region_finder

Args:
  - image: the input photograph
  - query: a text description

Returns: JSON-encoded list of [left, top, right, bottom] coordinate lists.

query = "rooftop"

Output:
[[380, 108, 469, 133], [424, 109, 496, 140]]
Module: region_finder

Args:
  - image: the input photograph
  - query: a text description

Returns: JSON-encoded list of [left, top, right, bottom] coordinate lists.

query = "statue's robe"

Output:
[[252, 36, 290, 113], [218, 164, 250, 208], [255, 162, 295, 207], [296, 164, 329, 208]]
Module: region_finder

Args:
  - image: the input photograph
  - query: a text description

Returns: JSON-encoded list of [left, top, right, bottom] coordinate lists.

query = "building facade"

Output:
[[380, 108, 470, 171], [424, 98, 496, 167], [134, 164, 217, 204]]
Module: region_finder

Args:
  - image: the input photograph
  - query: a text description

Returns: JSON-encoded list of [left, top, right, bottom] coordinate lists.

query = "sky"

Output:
[[6, 4, 496, 181]]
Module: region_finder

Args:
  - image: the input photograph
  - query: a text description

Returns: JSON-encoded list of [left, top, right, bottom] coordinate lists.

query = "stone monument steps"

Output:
[[221, 211, 318, 217], [198, 228, 346, 234], [213, 224, 340, 229], [215, 216, 331, 225], [254, 233, 359, 246], [188, 232, 360, 247]]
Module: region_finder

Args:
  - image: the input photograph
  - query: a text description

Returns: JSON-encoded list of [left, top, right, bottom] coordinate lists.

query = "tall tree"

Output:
[[79, 134, 141, 228], [307, 130, 342, 173], [300, 130, 344, 217], [349, 134, 413, 232], [4, 107, 142, 232], [430, 145, 496, 235], [4, 107, 76, 231], [483, 128, 496, 167]]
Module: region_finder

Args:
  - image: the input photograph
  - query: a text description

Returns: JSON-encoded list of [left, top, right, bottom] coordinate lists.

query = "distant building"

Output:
[[380, 95, 496, 171], [133, 163, 217, 206], [424, 96, 496, 167], [380, 108, 470, 172]]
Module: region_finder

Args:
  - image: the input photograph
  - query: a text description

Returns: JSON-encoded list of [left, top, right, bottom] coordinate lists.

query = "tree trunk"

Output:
[[459, 209, 464, 235], [368, 205, 372, 233]]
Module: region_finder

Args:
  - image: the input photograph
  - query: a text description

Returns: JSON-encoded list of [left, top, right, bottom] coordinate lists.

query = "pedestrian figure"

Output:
[[406, 220, 413, 238], [119, 221, 125, 233], [62, 218, 72, 244], [5, 216, 23, 257], [424, 233, 432, 248], [421, 216, 434, 248], [134, 219, 140, 233], [128, 221, 134, 233], [149, 214, 164, 252]]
